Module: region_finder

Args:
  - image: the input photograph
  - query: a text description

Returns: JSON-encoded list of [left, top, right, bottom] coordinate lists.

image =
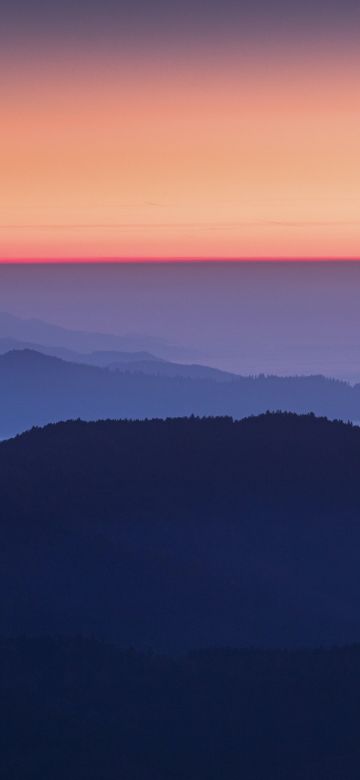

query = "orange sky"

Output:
[[1, 49, 359, 260]]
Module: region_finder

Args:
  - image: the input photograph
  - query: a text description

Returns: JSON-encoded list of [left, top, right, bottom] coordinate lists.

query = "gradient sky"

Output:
[[1, 0, 359, 260]]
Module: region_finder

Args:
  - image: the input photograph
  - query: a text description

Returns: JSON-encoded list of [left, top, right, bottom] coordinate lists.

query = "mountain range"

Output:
[[0, 310, 200, 361], [1, 348, 360, 438], [2, 412, 360, 649], [2, 308, 360, 440], [0, 338, 234, 378]]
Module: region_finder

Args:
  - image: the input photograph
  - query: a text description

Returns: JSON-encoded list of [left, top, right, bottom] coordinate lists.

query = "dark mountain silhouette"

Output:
[[2, 637, 360, 780], [1, 413, 360, 649], [1, 349, 360, 438]]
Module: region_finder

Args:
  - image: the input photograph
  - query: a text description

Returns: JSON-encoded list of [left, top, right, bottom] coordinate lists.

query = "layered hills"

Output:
[[1, 348, 360, 438]]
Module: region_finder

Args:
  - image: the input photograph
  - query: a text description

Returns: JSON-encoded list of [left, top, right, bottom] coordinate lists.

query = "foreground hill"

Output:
[[1, 349, 360, 437], [1, 413, 360, 648], [2, 637, 360, 779]]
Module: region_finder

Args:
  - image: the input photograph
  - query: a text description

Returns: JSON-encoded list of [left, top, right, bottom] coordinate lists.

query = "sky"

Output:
[[1, 0, 359, 260]]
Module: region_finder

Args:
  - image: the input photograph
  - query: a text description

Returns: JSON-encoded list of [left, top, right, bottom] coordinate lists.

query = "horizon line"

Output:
[[1, 257, 360, 265]]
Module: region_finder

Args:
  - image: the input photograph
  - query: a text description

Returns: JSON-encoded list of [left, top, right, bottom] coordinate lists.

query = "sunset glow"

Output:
[[1, 40, 359, 261]]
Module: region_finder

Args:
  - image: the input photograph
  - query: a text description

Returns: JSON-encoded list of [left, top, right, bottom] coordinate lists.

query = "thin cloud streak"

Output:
[[1, 221, 359, 230]]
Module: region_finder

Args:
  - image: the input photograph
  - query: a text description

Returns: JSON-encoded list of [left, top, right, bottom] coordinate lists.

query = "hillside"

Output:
[[1, 413, 360, 648], [2, 637, 360, 780], [1, 349, 360, 438]]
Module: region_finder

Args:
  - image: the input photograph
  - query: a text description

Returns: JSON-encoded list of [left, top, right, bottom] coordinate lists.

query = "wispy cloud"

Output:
[[0, 220, 359, 231]]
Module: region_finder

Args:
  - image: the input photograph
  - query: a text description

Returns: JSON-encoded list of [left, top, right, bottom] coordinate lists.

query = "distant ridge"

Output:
[[0, 348, 360, 438], [0, 310, 198, 360], [0, 336, 235, 378], [0, 337, 165, 367]]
